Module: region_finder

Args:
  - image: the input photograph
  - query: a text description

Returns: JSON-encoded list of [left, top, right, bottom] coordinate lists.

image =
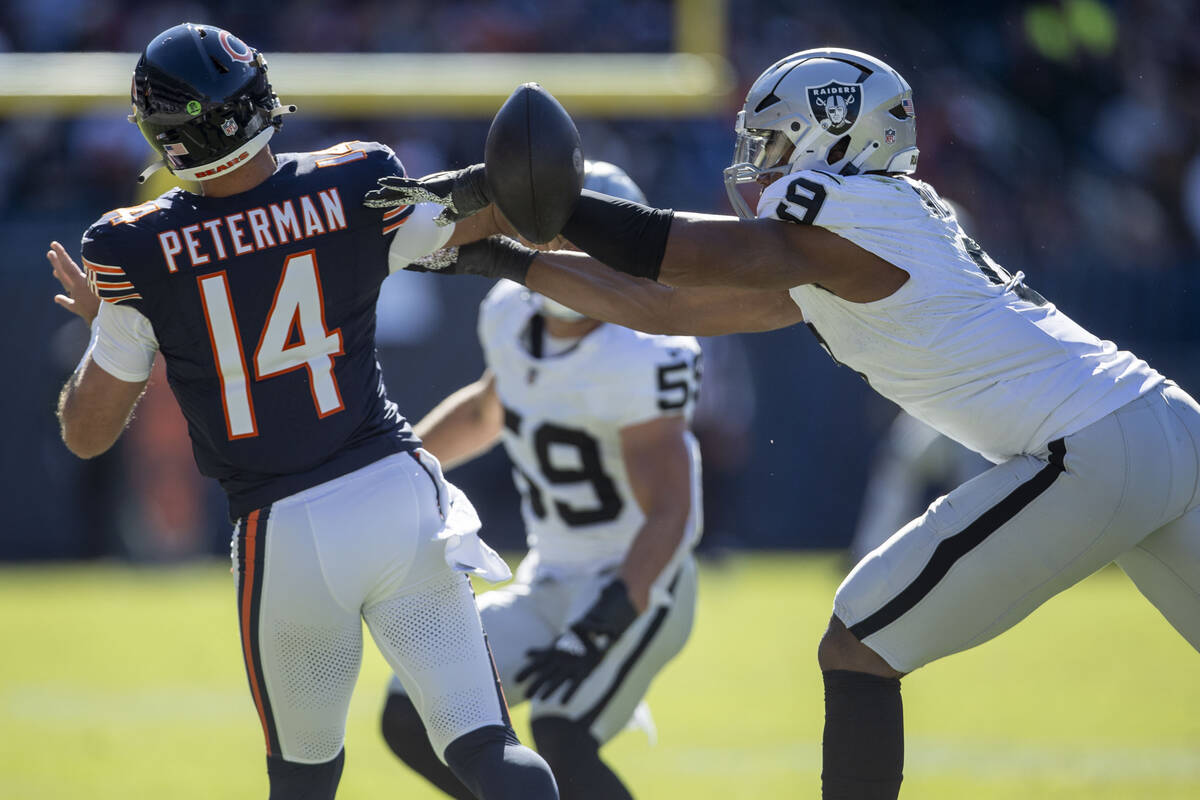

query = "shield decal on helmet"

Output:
[[807, 81, 862, 135]]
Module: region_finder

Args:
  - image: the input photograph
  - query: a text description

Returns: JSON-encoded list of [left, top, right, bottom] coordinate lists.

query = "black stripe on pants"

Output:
[[849, 439, 1066, 641]]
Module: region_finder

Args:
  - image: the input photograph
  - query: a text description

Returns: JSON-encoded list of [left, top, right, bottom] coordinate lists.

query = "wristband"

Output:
[[458, 237, 537, 284]]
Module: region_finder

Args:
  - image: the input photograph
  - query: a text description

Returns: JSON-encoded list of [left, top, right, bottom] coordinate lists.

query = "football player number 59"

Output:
[[198, 250, 344, 440]]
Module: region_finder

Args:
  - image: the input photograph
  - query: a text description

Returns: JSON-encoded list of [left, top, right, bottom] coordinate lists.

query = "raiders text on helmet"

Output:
[[724, 48, 919, 218], [130, 23, 296, 183]]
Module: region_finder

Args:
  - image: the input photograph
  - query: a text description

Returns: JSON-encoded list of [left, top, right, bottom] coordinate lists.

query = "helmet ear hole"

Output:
[[826, 135, 851, 165]]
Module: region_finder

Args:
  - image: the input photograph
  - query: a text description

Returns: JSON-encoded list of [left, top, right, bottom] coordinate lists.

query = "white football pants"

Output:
[[836, 382, 1200, 673], [231, 451, 507, 764]]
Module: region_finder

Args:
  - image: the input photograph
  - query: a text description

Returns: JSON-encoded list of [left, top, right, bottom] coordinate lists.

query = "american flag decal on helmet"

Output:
[[902, 98, 915, 118], [164, 142, 189, 156]]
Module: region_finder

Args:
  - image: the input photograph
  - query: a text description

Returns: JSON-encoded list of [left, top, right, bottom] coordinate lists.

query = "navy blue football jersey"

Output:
[[81, 141, 423, 519]]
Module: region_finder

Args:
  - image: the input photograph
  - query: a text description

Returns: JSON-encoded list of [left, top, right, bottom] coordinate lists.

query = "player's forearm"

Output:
[[56, 365, 139, 459], [620, 506, 690, 613], [413, 380, 501, 469], [527, 251, 682, 333], [559, 192, 816, 291], [658, 213, 814, 290], [445, 205, 513, 247]]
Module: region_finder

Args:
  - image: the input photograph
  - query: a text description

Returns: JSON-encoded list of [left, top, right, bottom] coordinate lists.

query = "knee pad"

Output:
[[444, 724, 558, 800], [530, 716, 600, 773], [266, 749, 344, 800]]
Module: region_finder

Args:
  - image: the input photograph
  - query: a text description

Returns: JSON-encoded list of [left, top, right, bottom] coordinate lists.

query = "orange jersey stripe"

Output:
[[381, 218, 411, 235], [382, 205, 410, 221], [83, 262, 126, 275]]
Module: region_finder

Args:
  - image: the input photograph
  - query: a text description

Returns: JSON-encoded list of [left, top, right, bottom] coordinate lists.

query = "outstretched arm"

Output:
[[367, 169, 905, 300], [525, 249, 803, 336], [558, 192, 907, 301]]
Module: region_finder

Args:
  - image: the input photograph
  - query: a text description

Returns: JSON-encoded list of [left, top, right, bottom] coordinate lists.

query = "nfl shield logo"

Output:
[[221, 117, 239, 137], [807, 81, 863, 135], [885, 128, 897, 144]]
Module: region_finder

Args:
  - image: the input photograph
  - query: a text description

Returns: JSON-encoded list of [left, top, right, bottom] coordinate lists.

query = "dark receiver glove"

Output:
[[515, 579, 639, 703], [363, 164, 489, 226], [405, 237, 537, 285]]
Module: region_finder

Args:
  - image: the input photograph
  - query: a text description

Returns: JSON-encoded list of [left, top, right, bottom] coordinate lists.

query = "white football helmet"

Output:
[[724, 48, 919, 218], [538, 160, 646, 322]]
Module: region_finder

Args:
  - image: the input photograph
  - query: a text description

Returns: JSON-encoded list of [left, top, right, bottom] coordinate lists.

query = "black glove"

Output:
[[406, 237, 537, 285], [363, 164, 490, 226], [515, 579, 640, 703]]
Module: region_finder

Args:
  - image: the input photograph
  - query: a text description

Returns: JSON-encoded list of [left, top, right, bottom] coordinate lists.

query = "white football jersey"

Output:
[[759, 170, 1165, 463], [478, 281, 703, 573]]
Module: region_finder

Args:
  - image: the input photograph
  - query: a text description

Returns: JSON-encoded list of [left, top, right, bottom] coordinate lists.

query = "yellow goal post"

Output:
[[0, 0, 732, 117]]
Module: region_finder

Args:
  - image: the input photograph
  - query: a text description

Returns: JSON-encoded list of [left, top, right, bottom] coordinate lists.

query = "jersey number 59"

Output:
[[198, 250, 343, 440]]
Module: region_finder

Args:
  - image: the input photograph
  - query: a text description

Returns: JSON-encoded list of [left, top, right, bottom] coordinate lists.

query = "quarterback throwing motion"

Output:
[[380, 163, 702, 800], [50, 23, 556, 800], [376, 48, 1200, 799]]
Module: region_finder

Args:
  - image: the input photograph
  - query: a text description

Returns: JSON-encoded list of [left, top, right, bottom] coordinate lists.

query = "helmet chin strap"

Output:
[[137, 160, 166, 184], [839, 140, 881, 176]]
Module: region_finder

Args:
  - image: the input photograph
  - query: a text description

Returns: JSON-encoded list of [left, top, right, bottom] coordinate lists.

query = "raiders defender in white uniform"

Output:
[[380, 163, 702, 800], [371, 48, 1200, 800]]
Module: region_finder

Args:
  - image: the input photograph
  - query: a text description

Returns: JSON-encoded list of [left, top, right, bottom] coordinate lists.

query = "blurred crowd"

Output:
[[2, 0, 1200, 272], [0, 0, 1198, 272], [2, 0, 1198, 559]]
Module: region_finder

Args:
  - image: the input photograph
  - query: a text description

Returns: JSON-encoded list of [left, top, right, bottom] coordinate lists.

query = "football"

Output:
[[484, 82, 585, 244]]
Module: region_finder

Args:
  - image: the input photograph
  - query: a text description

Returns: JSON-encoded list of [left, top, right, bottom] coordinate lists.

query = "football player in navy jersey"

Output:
[[49, 23, 556, 800]]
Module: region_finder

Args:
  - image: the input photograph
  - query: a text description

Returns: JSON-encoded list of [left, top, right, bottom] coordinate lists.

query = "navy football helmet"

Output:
[[130, 23, 294, 182]]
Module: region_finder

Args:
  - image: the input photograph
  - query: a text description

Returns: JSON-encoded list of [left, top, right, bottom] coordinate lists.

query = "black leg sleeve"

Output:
[[381, 692, 475, 800], [443, 724, 559, 800], [266, 749, 344, 800], [531, 716, 633, 800], [822, 670, 904, 800]]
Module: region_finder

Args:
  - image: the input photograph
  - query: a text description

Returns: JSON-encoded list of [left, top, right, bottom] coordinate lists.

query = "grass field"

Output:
[[1, 553, 1197, 799]]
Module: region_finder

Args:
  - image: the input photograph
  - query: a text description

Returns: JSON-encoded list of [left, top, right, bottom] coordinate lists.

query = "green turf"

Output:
[[1, 554, 1196, 798]]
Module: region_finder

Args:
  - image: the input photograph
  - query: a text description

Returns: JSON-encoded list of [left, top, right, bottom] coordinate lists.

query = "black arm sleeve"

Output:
[[560, 189, 675, 282]]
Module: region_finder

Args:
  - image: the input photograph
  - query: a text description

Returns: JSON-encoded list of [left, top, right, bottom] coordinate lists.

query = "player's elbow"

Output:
[[57, 399, 116, 460], [60, 426, 114, 459]]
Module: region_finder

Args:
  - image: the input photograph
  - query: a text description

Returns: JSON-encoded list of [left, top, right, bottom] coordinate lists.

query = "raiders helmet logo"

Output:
[[807, 81, 862, 135]]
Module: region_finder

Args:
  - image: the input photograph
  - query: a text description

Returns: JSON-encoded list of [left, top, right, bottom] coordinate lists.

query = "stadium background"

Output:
[[1, 1, 1198, 797], [2, 0, 1199, 560]]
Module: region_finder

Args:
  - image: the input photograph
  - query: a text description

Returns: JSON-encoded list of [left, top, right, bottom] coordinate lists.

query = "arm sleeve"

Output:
[[386, 202, 456, 271], [369, 145, 457, 272], [83, 301, 159, 382]]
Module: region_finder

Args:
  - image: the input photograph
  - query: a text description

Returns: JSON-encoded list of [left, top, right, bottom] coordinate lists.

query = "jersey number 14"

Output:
[[198, 250, 344, 440]]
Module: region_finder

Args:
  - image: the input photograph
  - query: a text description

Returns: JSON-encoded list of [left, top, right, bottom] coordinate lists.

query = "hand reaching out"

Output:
[[48, 241, 100, 325], [364, 164, 490, 226]]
